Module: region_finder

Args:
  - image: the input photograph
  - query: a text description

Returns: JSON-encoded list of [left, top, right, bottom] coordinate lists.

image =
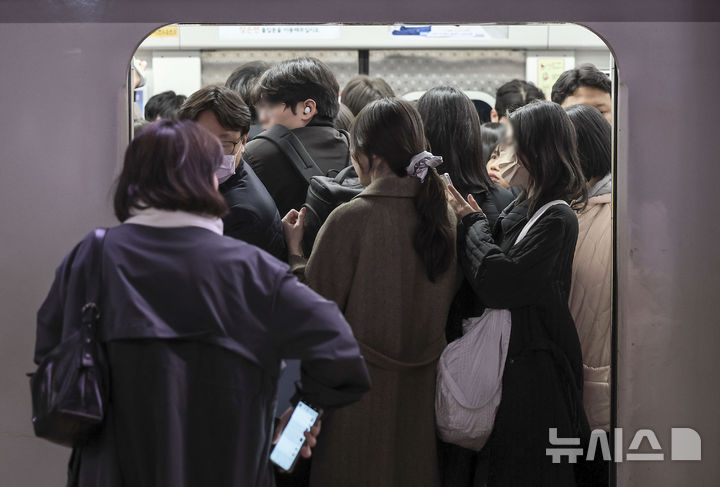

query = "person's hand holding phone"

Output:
[[447, 184, 483, 220], [273, 406, 322, 460], [271, 404, 323, 473]]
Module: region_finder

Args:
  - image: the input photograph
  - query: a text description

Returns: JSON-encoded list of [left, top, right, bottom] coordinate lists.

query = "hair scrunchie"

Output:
[[406, 151, 443, 182]]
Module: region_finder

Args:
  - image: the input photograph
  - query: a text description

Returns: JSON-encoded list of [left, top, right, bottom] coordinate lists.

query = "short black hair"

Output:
[[177, 86, 252, 135], [144, 90, 187, 121], [551, 63, 611, 105], [225, 61, 271, 122], [341, 75, 395, 116], [494, 79, 545, 119], [253, 57, 340, 121], [114, 120, 227, 222], [565, 104, 612, 181]]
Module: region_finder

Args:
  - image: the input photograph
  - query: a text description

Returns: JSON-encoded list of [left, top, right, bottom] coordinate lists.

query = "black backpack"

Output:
[[255, 125, 363, 256]]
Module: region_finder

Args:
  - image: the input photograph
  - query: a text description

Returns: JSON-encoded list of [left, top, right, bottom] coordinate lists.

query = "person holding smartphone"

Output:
[[34, 120, 371, 487], [283, 98, 458, 487], [446, 101, 589, 486]]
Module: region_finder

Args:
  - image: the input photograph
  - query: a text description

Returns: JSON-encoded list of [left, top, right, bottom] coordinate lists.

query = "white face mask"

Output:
[[216, 153, 237, 184]]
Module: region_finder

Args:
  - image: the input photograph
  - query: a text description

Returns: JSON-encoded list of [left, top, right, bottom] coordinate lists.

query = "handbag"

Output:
[[29, 228, 109, 446], [435, 200, 569, 451]]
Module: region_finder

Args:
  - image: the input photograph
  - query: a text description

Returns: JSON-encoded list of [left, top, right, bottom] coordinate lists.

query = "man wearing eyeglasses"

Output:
[[178, 86, 286, 260]]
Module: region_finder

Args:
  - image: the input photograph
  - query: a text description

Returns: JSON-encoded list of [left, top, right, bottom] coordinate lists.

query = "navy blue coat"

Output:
[[35, 223, 370, 487], [219, 160, 286, 260]]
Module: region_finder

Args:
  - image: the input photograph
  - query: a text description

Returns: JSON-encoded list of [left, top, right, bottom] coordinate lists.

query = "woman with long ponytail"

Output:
[[283, 97, 457, 487]]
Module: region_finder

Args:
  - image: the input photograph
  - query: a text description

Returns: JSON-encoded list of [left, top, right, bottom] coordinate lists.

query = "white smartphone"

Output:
[[440, 172, 453, 186], [270, 401, 322, 472]]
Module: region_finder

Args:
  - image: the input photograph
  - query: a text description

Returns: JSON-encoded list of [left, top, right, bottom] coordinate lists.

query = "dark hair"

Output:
[[225, 61, 271, 122], [341, 75, 395, 116], [114, 119, 227, 222], [480, 122, 507, 164], [551, 63, 611, 105], [334, 103, 355, 132], [417, 86, 493, 194], [177, 85, 252, 135], [144, 90, 187, 121], [565, 104, 611, 181], [352, 98, 454, 282], [509, 100, 588, 214], [494, 79, 545, 119], [254, 57, 339, 121]]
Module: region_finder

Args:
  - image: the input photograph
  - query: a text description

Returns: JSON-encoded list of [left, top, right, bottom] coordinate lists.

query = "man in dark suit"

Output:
[[178, 86, 286, 260], [244, 57, 350, 216]]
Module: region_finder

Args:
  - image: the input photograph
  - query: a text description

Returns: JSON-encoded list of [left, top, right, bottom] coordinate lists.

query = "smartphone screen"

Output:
[[270, 401, 321, 472]]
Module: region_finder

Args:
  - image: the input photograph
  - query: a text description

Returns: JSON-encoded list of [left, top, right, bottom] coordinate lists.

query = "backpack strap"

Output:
[[254, 125, 324, 184], [322, 129, 352, 179], [338, 129, 351, 166]]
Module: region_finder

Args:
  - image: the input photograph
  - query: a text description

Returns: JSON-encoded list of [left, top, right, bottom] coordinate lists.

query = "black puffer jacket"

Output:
[[457, 199, 589, 487], [445, 184, 515, 342], [219, 160, 286, 260]]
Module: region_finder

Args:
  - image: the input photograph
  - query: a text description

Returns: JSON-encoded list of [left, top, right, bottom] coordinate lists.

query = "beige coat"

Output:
[[291, 175, 457, 487], [568, 191, 612, 431]]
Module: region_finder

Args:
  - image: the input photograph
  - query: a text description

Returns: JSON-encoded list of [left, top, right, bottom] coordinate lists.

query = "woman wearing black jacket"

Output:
[[448, 100, 590, 487]]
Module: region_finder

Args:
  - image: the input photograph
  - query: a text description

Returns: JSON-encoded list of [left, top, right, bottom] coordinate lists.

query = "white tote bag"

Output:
[[436, 200, 569, 451]]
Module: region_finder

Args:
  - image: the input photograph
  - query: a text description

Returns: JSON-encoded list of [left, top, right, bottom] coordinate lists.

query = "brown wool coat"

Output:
[[291, 175, 458, 487]]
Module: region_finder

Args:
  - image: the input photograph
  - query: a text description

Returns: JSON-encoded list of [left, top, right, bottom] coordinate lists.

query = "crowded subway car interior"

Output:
[[1, 4, 720, 487]]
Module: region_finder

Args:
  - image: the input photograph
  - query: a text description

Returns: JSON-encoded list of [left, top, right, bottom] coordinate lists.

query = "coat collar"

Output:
[[125, 207, 224, 235], [356, 175, 421, 199]]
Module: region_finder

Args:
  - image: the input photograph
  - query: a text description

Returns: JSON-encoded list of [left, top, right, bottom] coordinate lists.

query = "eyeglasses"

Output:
[[221, 136, 244, 155]]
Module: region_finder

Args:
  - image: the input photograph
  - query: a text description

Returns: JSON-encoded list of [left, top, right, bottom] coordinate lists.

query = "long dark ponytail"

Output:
[[352, 98, 454, 282]]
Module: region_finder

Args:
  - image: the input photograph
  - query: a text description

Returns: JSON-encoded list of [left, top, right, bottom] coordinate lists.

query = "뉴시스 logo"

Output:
[[546, 428, 702, 463]]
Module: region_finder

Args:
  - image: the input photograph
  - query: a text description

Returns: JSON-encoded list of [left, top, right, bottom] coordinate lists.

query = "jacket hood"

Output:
[[588, 173, 611, 199]]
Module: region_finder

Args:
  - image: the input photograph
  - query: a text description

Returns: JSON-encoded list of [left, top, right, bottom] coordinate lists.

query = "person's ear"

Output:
[[300, 99, 317, 120], [490, 109, 499, 123], [242, 133, 249, 145]]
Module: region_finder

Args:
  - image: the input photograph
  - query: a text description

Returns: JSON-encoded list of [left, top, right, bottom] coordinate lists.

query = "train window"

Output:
[[129, 22, 617, 479]]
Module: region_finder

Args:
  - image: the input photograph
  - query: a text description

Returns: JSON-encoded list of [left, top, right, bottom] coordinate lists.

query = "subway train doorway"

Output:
[[128, 21, 618, 484]]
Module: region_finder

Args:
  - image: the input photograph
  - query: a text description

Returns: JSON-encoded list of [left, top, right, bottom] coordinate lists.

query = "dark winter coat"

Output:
[[458, 198, 590, 487], [219, 159, 286, 260], [34, 223, 370, 487]]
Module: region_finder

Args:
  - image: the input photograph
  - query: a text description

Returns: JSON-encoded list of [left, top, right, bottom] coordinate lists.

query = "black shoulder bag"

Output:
[[255, 125, 363, 256], [30, 228, 109, 446]]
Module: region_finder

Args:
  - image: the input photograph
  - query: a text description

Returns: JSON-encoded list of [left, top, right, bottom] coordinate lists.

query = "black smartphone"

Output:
[[270, 401, 323, 472]]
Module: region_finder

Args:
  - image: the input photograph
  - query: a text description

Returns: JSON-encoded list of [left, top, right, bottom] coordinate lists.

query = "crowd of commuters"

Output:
[[34, 59, 613, 487]]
